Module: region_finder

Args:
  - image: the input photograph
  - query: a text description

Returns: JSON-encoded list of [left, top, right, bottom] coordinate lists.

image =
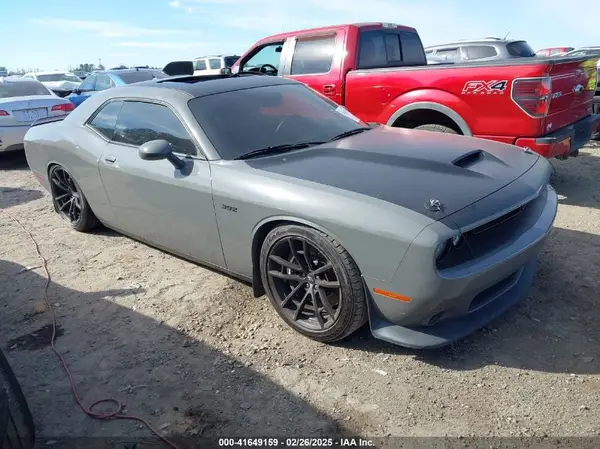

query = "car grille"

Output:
[[436, 191, 545, 271]]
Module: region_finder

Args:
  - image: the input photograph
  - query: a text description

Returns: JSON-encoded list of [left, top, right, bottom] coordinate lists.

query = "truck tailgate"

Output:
[[545, 56, 598, 132]]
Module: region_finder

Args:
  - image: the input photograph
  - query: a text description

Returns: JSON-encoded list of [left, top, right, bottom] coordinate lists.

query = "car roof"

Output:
[[425, 38, 525, 49], [260, 22, 416, 43], [130, 74, 299, 98], [101, 68, 162, 75], [0, 76, 42, 84], [194, 55, 240, 59], [30, 70, 74, 75]]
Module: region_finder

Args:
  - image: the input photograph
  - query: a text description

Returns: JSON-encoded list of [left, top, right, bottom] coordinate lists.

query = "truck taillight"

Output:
[[0, 110, 8, 116], [511, 77, 552, 118], [51, 103, 75, 112]]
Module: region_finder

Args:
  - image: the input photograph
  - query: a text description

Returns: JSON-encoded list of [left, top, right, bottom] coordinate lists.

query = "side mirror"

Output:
[[163, 61, 194, 76], [138, 139, 185, 169], [220, 67, 232, 76]]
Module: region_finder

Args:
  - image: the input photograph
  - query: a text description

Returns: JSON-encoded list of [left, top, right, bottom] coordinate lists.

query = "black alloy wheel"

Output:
[[267, 236, 342, 331], [49, 165, 98, 232], [50, 166, 82, 224], [260, 225, 367, 342]]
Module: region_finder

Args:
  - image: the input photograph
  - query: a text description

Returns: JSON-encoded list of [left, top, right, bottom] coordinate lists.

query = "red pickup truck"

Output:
[[230, 22, 600, 159]]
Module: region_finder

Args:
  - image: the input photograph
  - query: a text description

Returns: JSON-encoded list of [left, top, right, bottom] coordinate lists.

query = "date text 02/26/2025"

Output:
[[218, 438, 375, 447]]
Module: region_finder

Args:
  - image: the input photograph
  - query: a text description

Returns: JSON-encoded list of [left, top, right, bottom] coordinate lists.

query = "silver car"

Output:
[[425, 38, 537, 63], [0, 77, 74, 153], [23, 75, 557, 349]]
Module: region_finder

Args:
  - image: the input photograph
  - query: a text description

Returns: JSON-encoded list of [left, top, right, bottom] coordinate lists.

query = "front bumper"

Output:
[[514, 114, 600, 159], [0, 125, 30, 152], [364, 184, 558, 349]]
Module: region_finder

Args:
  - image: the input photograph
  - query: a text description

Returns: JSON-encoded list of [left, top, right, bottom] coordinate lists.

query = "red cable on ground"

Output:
[[1, 208, 181, 449]]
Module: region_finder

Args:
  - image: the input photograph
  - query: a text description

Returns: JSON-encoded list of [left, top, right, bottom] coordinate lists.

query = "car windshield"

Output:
[[37, 73, 82, 82], [0, 81, 51, 98], [188, 84, 367, 160], [117, 70, 167, 84]]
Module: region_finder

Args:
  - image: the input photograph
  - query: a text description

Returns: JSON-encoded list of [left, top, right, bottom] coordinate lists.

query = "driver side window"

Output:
[[241, 42, 283, 73]]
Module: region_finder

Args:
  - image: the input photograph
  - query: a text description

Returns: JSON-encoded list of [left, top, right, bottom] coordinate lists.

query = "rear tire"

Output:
[[49, 165, 99, 232], [259, 225, 367, 343], [0, 350, 35, 449], [415, 124, 458, 134]]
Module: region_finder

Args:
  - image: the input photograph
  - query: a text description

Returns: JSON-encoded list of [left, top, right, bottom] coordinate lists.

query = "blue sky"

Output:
[[2, 0, 596, 71]]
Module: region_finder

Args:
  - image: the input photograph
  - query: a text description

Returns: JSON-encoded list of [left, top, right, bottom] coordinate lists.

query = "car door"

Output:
[[283, 32, 345, 105], [97, 99, 226, 267]]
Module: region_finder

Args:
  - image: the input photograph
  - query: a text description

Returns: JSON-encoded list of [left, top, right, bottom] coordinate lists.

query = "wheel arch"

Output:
[[250, 216, 348, 298], [385, 102, 472, 136]]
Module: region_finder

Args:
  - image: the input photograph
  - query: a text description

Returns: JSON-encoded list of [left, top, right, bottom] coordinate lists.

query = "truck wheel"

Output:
[[415, 124, 458, 134]]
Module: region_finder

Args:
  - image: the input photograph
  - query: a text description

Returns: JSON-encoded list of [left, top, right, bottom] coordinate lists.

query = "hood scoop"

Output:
[[452, 149, 484, 168]]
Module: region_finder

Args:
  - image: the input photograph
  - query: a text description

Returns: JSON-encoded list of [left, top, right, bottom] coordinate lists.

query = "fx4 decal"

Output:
[[462, 80, 508, 95]]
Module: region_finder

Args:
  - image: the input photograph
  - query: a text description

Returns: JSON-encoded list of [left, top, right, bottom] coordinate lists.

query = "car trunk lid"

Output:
[[0, 96, 69, 126]]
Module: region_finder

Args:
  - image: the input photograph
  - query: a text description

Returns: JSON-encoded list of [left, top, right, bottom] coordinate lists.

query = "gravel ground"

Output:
[[1, 143, 599, 448]]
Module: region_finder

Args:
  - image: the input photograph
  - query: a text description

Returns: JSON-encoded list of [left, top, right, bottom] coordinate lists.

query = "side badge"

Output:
[[424, 198, 444, 212]]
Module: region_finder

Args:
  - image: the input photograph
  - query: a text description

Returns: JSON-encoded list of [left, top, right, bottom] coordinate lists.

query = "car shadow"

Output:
[[0, 151, 29, 171], [0, 187, 44, 209], [337, 226, 600, 376], [0, 259, 356, 447], [550, 143, 600, 209]]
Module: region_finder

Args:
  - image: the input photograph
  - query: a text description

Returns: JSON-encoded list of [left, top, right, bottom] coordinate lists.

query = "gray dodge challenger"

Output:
[[23, 74, 558, 349]]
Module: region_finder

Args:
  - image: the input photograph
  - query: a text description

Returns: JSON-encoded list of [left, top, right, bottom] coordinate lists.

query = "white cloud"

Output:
[[114, 41, 215, 50], [170, 0, 492, 47], [32, 17, 198, 39], [169, 0, 181, 8]]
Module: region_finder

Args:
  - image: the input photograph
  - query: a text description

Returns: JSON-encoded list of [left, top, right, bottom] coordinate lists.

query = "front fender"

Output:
[[379, 90, 474, 136]]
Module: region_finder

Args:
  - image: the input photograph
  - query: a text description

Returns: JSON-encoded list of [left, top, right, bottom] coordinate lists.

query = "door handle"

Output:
[[323, 84, 336, 95], [104, 155, 116, 163]]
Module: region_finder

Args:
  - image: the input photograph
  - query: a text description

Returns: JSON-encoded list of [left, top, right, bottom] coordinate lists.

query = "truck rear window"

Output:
[[357, 30, 426, 69], [506, 41, 536, 58]]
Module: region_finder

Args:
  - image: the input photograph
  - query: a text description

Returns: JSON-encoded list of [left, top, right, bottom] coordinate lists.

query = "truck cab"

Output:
[[233, 22, 600, 160]]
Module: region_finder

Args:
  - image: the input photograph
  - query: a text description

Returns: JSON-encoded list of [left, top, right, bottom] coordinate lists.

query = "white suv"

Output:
[[192, 55, 240, 75]]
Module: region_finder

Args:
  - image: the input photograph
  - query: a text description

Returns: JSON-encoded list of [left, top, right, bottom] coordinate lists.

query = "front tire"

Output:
[[259, 225, 367, 343], [49, 165, 98, 232]]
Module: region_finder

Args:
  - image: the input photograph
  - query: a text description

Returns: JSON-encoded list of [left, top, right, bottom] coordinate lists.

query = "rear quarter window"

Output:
[[506, 41, 536, 57], [464, 45, 498, 60]]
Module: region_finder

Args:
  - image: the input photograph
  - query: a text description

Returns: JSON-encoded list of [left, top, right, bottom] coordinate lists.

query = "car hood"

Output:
[[41, 80, 80, 91], [245, 126, 542, 221]]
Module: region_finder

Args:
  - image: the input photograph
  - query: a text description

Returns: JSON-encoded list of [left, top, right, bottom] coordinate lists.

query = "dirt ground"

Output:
[[1, 143, 600, 448]]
